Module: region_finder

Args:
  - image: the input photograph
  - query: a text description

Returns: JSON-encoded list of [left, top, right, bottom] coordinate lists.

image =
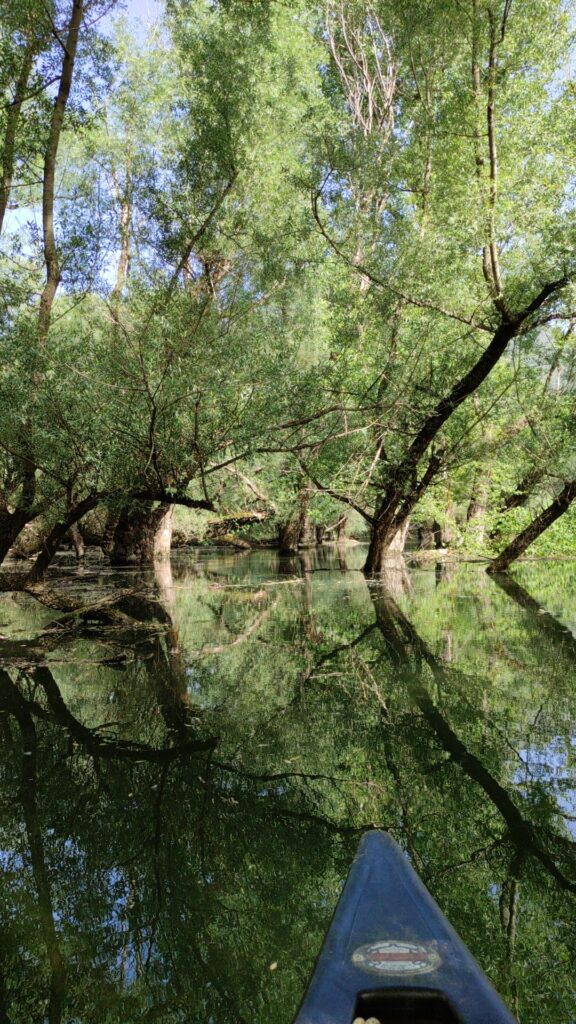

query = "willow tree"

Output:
[[306, 0, 575, 573], [0, 0, 122, 577], [0, 0, 329, 576]]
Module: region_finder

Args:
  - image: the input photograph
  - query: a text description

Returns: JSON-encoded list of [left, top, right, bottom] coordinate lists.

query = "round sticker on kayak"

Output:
[[352, 940, 441, 975]]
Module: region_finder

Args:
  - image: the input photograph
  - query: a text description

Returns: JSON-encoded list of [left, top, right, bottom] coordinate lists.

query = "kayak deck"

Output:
[[293, 831, 516, 1024]]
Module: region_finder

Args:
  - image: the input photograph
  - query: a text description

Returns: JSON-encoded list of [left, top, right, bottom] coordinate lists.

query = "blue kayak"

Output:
[[293, 831, 516, 1024]]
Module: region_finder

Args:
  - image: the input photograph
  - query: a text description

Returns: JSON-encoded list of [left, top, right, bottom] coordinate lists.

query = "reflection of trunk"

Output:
[[0, 942, 11, 1024], [110, 503, 173, 565], [379, 555, 412, 600], [150, 560, 191, 737], [337, 546, 349, 571], [491, 572, 576, 661], [370, 590, 576, 893], [488, 479, 576, 574], [499, 851, 523, 1018], [0, 673, 66, 1024]]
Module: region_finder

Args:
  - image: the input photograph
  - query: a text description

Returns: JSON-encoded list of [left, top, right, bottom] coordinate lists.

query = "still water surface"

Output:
[[0, 546, 575, 1023]]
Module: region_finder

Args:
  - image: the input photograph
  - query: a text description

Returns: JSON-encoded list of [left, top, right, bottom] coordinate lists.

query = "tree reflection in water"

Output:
[[0, 548, 575, 1023]]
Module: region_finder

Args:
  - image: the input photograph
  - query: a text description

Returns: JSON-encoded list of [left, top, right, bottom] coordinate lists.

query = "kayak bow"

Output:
[[293, 831, 516, 1024]]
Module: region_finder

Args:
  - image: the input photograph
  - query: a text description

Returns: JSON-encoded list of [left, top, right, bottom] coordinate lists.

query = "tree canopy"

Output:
[[0, 0, 575, 579]]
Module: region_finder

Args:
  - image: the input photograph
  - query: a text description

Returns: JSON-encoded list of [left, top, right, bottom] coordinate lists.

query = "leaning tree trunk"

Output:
[[0, 508, 35, 563], [110, 503, 174, 566], [362, 276, 569, 576], [488, 479, 576, 574]]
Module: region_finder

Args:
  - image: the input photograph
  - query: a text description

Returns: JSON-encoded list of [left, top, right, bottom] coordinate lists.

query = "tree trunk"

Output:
[[28, 494, 101, 581], [336, 515, 348, 542], [388, 518, 410, 552], [419, 519, 448, 550], [466, 467, 492, 544], [68, 523, 85, 560], [418, 522, 436, 550], [278, 518, 303, 555], [110, 503, 174, 566], [37, 0, 85, 349], [299, 515, 316, 547], [488, 479, 576, 574], [362, 277, 568, 575], [0, 508, 34, 563], [278, 488, 310, 554], [364, 517, 410, 573]]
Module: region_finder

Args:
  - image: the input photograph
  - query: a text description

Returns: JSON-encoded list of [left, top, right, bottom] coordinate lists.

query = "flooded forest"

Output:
[[0, 0, 575, 1022]]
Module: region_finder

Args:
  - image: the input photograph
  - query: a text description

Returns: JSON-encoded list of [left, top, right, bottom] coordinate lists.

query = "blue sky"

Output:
[[102, 0, 162, 37]]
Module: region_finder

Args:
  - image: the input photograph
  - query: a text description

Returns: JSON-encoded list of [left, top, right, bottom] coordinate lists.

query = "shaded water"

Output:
[[1, 546, 575, 1023]]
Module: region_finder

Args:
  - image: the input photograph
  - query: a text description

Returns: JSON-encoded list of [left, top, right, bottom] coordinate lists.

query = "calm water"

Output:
[[1, 546, 575, 1023]]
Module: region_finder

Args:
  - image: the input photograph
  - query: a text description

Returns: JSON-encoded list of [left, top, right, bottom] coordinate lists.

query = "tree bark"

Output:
[[388, 517, 410, 552], [488, 479, 576, 574], [336, 515, 348, 542], [110, 503, 174, 566], [364, 516, 411, 572]]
